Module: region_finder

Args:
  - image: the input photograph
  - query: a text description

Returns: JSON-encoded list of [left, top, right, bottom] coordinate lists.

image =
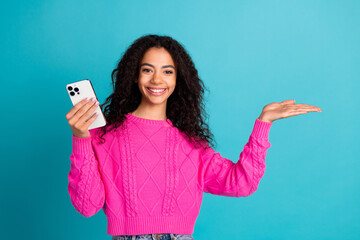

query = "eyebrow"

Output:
[[140, 63, 176, 70]]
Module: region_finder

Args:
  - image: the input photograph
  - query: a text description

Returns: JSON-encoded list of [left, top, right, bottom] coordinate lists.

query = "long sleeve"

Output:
[[201, 118, 272, 197], [67, 133, 105, 217]]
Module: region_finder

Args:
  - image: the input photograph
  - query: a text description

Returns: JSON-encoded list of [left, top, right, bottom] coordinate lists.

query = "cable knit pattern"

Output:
[[163, 128, 172, 216], [169, 129, 179, 217], [67, 114, 272, 235], [123, 123, 133, 217], [68, 136, 106, 217]]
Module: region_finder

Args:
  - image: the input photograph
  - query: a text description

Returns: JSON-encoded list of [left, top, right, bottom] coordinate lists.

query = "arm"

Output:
[[201, 118, 272, 197], [68, 133, 105, 217]]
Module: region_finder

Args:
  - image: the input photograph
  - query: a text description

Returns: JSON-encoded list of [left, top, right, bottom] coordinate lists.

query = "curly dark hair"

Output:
[[97, 34, 216, 149]]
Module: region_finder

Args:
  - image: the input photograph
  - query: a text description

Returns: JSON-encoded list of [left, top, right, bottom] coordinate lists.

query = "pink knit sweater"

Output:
[[68, 113, 272, 235]]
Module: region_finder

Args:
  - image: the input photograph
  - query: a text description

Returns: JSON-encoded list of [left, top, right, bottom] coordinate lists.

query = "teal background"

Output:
[[1, 0, 359, 239]]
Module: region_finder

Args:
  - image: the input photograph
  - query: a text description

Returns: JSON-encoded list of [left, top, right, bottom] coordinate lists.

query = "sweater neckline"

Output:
[[125, 113, 173, 126]]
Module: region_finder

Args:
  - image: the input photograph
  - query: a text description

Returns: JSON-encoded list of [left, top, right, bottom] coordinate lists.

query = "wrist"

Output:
[[258, 114, 273, 123]]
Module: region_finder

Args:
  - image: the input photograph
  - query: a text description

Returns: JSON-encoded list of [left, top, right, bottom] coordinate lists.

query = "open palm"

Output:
[[258, 100, 322, 123]]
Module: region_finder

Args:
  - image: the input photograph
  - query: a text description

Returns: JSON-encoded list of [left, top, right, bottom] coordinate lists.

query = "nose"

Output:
[[151, 71, 162, 84]]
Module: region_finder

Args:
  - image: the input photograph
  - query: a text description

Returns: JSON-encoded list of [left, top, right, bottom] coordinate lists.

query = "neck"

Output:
[[130, 101, 167, 120]]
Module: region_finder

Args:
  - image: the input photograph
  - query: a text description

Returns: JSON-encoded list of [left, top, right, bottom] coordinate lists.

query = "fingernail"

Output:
[[91, 97, 96, 102], [85, 97, 89, 101]]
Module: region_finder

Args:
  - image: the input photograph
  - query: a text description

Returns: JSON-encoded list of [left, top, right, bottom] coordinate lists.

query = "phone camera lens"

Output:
[[68, 86, 73, 91], [74, 87, 79, 92], [70, 92, 75, 96]]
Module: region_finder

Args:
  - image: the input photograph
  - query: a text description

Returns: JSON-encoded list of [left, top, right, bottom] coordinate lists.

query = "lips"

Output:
[[148, 87, 166, 90], [146, 87, 167, 96]]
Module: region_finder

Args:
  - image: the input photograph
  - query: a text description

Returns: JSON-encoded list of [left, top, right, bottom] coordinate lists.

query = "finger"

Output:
[[293, 105, 322, 112], [284, 103, 320, 110], [78, 100, 100, 124], [282, 111, 308, 119], [71, 98, 98, 122], [293, 103, 321, 108], [66, 98, 90, 120], [83, 111, 99, 128]]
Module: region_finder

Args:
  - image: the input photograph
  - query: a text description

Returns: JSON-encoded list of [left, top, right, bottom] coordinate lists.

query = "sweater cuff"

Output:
[[72, 134, 93, 155], [251, 118, 272, 138]]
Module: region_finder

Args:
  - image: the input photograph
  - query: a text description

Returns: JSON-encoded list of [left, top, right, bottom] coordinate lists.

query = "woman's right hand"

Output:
[[65, 97, 100, 138]]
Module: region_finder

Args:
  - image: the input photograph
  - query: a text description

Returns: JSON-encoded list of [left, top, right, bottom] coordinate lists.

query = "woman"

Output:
[[65, 34, 321, 240]]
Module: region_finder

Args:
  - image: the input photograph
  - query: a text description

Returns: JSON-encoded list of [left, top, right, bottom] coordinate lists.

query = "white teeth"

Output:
[[148, 88, 166, 93]]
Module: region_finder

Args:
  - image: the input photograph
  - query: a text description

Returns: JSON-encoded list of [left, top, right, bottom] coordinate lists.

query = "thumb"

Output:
[[281, 99, 296, 104]]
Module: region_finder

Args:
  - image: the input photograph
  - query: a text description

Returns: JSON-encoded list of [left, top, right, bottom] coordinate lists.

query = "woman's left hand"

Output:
[[258, 99, 322, 123]]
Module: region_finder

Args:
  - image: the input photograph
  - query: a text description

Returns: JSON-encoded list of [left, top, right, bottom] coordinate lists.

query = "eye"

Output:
[[164, 70, 173, 74], [142, 68, 152, 73]]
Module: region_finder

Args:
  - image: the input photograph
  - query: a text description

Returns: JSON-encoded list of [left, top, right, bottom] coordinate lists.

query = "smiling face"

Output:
[[135, 47, 177, 110]]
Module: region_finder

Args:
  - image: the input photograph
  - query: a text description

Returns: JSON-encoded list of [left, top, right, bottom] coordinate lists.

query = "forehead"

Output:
[[141, 47, 175, 65]]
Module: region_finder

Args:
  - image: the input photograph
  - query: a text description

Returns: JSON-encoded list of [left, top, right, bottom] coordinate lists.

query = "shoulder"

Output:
[[174, 128, 211, 153]]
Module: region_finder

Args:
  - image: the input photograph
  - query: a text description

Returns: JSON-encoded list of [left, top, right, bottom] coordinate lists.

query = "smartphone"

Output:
[[66, 79, 107, 130]]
